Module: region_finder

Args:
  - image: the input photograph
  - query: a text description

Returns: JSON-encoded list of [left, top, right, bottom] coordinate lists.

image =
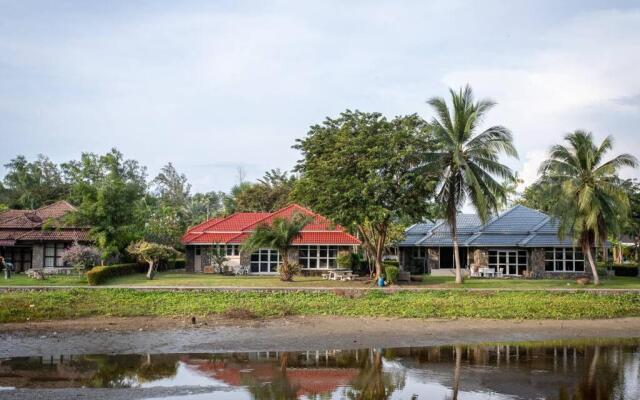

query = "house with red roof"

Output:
[[0, 201, 91, 272], [181, 204, 360, 274]]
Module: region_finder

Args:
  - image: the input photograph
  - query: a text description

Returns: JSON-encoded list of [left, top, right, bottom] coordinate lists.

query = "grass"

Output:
[[1, 288, 639, 323], [0, 270, 638, 289]]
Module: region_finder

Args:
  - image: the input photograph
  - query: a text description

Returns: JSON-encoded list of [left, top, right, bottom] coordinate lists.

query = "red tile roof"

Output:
[[182, 204, 360, 246]]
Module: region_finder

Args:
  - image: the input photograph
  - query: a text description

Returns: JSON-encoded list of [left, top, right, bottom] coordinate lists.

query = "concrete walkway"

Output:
[[1, 285, 639, 293]]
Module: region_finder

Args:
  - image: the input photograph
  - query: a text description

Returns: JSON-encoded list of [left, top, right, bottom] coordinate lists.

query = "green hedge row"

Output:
[[613, 265, 639, 277], [87, 263, 147, 286]]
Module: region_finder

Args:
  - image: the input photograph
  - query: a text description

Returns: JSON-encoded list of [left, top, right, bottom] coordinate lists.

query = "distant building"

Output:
[[0, 201, 91, 272], [399, 205, 600, 278], [181, 203, 360, 274]]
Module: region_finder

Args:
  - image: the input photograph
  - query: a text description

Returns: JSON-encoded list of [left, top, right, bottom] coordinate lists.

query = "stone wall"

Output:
[[472, 248, 488, 267], [428, 248, 439, 270], [32, 244, 44, 269]]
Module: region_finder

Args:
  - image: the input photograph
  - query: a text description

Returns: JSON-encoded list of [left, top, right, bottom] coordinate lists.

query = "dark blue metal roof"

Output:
[[399, 205, 585, 248]]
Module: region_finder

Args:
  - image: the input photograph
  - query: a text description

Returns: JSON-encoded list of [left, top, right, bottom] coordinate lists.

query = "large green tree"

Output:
[[293, 111, 436, 278], [62, 149, 148, 259], [516, 180, 556, 213], [2, 155, 68, 209], [539, 131, 637, 284], [621, 179, 640, 261], [419, 85, 518, 283], [232, 169, 296, 212], [151, 162, 191, 206]]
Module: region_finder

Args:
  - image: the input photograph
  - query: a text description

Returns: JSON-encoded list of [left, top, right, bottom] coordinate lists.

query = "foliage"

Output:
[[539, 131, 638, 284], [418, 85, 518, 283], [61, 243, 101, 273], [621, 179, 640, 261], [337, 252, 353, 269], [516, 181, 556, 213], [183, 191, 225, 226], [62, 149, 148, 260], [243, 212, 312, 281], [127, 240, 180, 279], [234, 169, 296, 212], [293, 111, 437, 279], [383, 266, 400, 283], [2, 288, 640, 323], [151, 162, 191, 206], [1, 154, 68, 209], [142, 204, 185, 246], [86, 263, 146, 285], [208, 246, 230, 274]]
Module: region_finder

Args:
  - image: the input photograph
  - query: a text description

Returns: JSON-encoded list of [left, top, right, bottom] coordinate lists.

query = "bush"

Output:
[[384, 265, 400, 284], [383, 259, 400, 268], [337, 253, 353, 269], [87, 263, 146, 286], [613, 265, 639, 277], [173, 259, 186, 270], [61, 244, 101, 273]]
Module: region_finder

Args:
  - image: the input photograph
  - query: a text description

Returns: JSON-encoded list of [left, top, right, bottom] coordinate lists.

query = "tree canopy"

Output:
[[293, 110, 437, 277], [539, 130, 638, 284], [418, 85, 518, 283]]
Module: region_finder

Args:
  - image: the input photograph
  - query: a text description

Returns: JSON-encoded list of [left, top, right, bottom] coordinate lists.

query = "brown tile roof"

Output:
[[0, 201, 91, 244]]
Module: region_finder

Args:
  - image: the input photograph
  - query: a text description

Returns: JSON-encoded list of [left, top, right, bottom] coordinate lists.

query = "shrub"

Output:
[[87, 263, 146, 286], [383, 259, 400, 268], [337, 253, 353, 269], [613, 264, 639, 277], [61, 244, 101, 273], [384, 266, 400, 284], [173, 259, 186, 269]]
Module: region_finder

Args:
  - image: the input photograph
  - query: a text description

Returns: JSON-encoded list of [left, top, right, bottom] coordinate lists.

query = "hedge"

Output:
[[87, 263, 147, 286], [613, 265, 639, 277], [384, 266, 400, 283]]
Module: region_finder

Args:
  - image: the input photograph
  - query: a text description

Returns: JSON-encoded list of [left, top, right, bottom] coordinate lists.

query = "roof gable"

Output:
[[480, 205, 548, 234], [182, 204, 359, 245]]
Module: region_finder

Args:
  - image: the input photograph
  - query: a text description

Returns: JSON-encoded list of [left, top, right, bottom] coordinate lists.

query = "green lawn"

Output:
[[0, 270, 638, 289], [0, 288, 638, 322]]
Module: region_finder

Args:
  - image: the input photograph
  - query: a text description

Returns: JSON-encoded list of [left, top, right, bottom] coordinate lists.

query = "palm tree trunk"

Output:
[[585, 244, 599, 285], [453, 234, 463, 284], [280, 251, 290, 281]]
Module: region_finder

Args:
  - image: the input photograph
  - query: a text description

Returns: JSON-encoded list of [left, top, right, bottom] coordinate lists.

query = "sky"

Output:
[[1, 0, 639, 194]]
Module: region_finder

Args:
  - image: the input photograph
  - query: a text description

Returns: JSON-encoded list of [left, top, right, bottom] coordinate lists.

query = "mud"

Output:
[[1, 316, 639, 358]]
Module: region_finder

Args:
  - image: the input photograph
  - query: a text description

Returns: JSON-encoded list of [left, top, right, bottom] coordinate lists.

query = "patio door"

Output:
[[490, 250, 527, 276]]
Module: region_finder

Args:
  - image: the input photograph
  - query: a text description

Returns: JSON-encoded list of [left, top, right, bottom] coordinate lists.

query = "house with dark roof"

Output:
[[181, 203, 360, 274], [399, 205, 591, 278], [0, 201, 91, 272]]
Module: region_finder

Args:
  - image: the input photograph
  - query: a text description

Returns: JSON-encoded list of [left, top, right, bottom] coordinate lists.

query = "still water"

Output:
[[0, 340, 638, 399]]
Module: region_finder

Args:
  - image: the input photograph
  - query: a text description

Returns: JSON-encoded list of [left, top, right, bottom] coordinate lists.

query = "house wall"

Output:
[[32, 244, 44, 269], [529, 247, 591, 279]]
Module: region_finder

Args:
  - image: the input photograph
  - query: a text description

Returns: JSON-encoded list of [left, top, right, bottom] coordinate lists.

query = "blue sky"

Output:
[[1, 0, 639, 193]]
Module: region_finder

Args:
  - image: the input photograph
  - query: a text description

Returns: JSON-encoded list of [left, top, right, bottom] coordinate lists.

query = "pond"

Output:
[[0, 339, 638, 399]]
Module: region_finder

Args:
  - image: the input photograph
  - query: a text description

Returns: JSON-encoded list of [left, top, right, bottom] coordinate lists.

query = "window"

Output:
[[195, 247, 201, 256], [544, 248, 586, 272], [250, 249, 280, 273], [225, 245, 240, 256], [412, 247, 426, 259], [299, 246, 338, 269], [44, 243, 67, 267], [488, 250, 527, 275]]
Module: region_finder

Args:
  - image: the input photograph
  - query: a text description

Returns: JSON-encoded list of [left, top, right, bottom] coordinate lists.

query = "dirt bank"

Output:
[[1, 316, 639, 358]]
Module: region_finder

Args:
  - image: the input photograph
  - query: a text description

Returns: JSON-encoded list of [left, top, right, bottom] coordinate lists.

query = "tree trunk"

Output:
[[452, 234, 463, 284], [146, 261, 156, 280], [585, 244, 599, 285], [280, 251, 292, 282], [452, 345, 462, 400], [374, 233, 385, 279]]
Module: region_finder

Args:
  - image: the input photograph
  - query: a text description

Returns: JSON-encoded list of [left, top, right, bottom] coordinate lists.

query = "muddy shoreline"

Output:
[[1, 316, 639, 358]]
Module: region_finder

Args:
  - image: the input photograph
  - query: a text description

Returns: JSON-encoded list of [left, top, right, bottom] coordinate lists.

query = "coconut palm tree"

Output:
[[422, 85, 518, 283], [243, 212, 312, 281], [539, 131, 637, 285]]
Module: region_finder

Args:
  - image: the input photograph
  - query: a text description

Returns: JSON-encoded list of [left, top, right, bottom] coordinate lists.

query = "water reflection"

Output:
[[0, 340, 638, 399]]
